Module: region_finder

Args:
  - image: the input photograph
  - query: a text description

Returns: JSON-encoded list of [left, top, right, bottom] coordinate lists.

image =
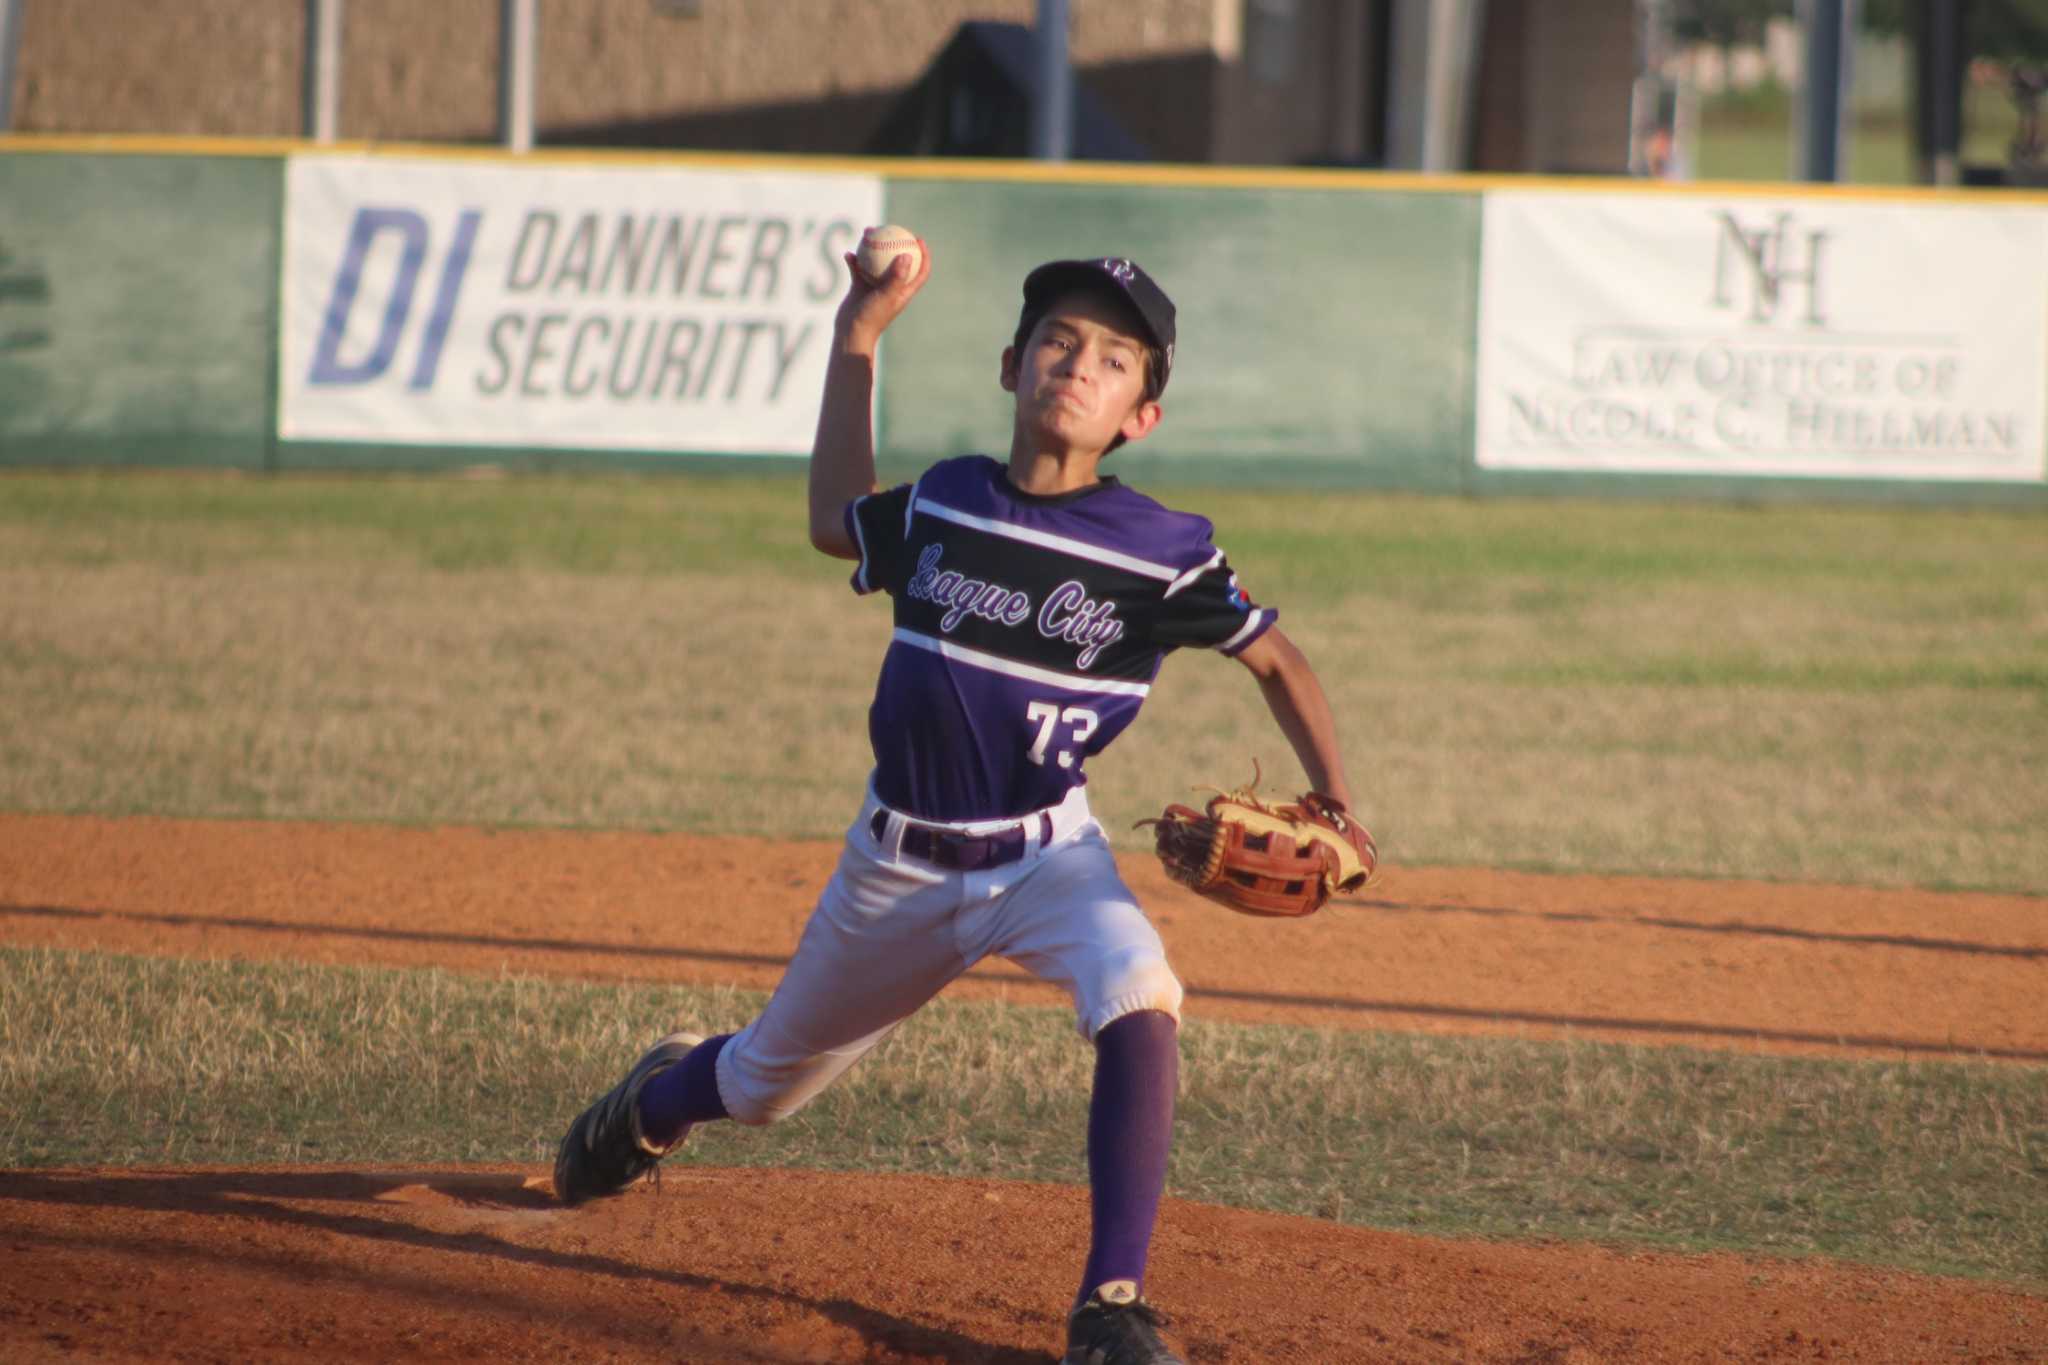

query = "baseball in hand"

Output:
[[856, 225, 922, 285]]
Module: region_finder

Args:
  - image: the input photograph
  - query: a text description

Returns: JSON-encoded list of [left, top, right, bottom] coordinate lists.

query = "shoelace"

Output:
[[1078, 1297, 1174, 1347]]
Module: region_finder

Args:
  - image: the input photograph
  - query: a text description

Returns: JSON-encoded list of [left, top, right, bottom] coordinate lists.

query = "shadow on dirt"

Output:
[[1, 1167, 1049, 1364]]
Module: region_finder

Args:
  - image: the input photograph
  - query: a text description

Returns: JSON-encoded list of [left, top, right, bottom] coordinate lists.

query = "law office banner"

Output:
[[1474, 190, 2048, 483], [279, 154, 882, 453]]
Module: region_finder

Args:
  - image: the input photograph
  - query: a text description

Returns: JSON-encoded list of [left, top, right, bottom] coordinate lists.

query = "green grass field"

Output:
[[5, 947, 2043, 1284], [2, 469, 2044, 1289], [3, 470, 2043, 891], [1693, 84, 2025, 185]]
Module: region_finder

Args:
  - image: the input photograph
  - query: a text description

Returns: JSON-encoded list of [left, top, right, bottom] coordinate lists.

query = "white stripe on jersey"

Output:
[[849, 495, 875, 592], [1162, 548, 1224, 599], [892, 628, 1154, 697], [911, 498, 1181, 582], [904, 478, 923, 537], [1215, 607, 1273, 654]]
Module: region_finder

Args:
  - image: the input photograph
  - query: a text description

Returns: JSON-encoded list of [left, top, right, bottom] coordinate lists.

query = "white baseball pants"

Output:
[[713, 779, 1185, 1126]]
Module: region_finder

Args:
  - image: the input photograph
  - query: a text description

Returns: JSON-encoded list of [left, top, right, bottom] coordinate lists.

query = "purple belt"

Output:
[[871, 808, 1056, 871]]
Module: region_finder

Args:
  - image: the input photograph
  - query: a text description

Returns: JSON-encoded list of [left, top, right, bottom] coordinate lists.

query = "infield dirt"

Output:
[[3, 813, 2044, 1362]]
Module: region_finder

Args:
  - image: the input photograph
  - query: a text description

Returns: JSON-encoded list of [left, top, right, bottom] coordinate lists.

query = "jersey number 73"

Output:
[[1024, 701, 1100, 770]]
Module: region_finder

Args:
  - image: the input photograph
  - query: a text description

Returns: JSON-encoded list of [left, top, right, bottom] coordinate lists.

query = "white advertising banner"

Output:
[[1475, 191, 2048, 482], [280, 155, 883, 453]]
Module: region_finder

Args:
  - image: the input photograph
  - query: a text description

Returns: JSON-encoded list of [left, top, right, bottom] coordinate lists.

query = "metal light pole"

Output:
[[500, 0, 537, 153], [1915, 0, 1966, 185], [304, 0, 343, 142], [1796, 0, 1859, 181], [1386, 0, 1486, 172], [1032, 0, 1072, 161]]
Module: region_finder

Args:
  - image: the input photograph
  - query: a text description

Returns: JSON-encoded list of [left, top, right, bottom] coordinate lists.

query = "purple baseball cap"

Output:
[[1021, 257, 1177, 392]]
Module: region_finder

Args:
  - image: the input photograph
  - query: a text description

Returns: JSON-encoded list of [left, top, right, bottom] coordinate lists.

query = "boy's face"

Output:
[[1001, 289, 1162, 456]]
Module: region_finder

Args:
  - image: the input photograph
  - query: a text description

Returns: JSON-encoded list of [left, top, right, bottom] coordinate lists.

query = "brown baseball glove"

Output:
[[1137, 766, 1378, 918]]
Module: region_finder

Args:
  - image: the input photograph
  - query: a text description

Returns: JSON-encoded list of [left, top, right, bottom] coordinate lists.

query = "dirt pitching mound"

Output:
[[7, 1165, 2044, 1363]]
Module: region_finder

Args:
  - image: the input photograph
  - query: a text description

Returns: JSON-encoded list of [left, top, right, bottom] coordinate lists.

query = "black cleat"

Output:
[[553, 1031, 703, 1206], [1062, 1282, 1187, 1365]]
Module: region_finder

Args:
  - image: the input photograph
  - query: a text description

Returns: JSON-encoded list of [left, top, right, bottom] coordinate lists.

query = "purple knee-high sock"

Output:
[[636, 1033, 732, 1147], [1078, 1009, 1179, 1305]]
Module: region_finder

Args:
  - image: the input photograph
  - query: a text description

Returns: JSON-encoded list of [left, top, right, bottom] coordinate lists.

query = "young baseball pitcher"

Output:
[[555, 236, 1363, 1365]]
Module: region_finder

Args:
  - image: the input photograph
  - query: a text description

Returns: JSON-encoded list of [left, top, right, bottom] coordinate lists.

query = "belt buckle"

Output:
[[942, 832, 982, 870]]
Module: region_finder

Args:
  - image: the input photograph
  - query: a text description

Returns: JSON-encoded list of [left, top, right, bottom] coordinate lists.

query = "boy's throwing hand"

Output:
[[835, 229, 931, 353]]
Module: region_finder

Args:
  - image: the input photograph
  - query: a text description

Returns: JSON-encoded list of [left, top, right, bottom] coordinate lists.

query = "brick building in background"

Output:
[[4, 0, 1641, 174]]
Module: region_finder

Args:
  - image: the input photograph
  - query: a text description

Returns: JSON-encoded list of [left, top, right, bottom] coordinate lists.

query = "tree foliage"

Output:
[[1669, 0, 1789, 49], [1969, 2, 2047, 63], [1864, 0, 2048, 61], [1672, 0, 2047, 63]]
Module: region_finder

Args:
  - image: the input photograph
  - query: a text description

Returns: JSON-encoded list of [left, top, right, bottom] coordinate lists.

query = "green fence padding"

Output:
[[875, 178, 1481, 491], [0, 144, 2038, 509], [0, 154, 280, 469]]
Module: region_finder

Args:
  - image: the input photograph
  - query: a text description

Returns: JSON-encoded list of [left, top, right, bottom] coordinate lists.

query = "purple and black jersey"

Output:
[[845, 455, 1277, 822]]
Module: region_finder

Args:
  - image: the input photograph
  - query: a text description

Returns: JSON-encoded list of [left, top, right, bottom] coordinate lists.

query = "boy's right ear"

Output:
[[999, 345, 1020, 393]]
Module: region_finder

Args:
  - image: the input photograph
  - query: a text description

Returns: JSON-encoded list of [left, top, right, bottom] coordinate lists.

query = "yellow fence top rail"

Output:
[[5, 131, 2047, 207]]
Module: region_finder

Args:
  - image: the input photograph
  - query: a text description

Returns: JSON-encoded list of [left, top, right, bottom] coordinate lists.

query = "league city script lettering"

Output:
[[904, 545, 1124, 670]]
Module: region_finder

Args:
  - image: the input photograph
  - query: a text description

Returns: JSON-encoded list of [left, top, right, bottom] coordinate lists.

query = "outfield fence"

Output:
[[2, 135, 2045, 504]]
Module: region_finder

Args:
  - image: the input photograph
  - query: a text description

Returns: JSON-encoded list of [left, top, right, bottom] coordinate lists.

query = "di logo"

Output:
[[307, 206, 483, 389]]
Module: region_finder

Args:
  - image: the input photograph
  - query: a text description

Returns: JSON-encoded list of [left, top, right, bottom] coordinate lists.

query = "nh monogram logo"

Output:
[[1710, 211, 1830, 327]]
